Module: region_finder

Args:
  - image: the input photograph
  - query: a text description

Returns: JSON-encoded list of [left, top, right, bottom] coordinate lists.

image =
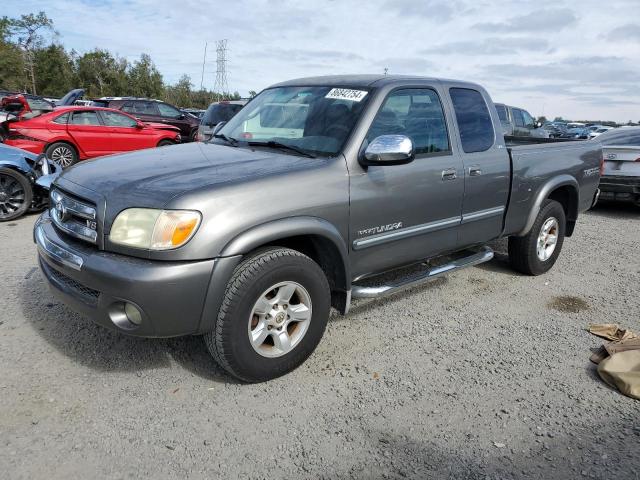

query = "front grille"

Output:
[[50, 189, 98, 244], [44, 261, 100, 306]]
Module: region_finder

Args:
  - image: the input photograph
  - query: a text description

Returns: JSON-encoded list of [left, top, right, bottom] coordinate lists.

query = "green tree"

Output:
[[128, 54, 163, 98], [0, 17, 25, 90], [34, 43, 75, 96], [76, 49, 128, 97], [164, 74, 193, 107], [248, 90, 257, 98], [9, 11, 55, 94]]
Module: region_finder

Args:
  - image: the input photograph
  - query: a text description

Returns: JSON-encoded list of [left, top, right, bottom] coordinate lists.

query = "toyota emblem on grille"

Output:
[[55, 200, 69, 221]]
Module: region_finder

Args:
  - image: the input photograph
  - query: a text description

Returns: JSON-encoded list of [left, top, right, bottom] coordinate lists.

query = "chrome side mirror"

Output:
[[361, 135, 415, 166]]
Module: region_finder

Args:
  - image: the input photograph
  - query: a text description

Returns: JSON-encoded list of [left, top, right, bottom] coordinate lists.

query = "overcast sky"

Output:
[[5, 0, 640, 121]]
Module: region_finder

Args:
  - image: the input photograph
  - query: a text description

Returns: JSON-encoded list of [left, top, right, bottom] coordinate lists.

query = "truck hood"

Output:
[[56, 142, 320, 218]]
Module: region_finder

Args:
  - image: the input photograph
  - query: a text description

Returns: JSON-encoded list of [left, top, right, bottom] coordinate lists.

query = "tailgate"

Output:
[[603, 145, 640, 177]]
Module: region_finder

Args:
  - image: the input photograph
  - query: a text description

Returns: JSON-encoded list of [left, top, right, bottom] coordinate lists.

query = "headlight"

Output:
[[110, 208, 201, 250]]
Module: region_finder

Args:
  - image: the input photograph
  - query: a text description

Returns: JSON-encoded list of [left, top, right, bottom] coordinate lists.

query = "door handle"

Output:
[[469, 166, 482, 176], [441, 168, 457, 181]]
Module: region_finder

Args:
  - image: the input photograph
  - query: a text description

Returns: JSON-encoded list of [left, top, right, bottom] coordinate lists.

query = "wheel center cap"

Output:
[[275, 312, 286, 324]]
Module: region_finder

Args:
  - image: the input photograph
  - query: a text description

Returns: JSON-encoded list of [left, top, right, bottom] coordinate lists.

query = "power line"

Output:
[[213, 39, 229, 99], [200, 42, 207, 91]]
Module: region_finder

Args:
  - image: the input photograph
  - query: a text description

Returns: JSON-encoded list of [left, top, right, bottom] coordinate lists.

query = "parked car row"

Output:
[[4, 106, 181, 167], [1, 88, 250, 169], [495, 103, 549, 138]]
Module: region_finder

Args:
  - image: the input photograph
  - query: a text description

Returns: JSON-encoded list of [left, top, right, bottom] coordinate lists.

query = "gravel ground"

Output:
[[1, 203, 639, 479]]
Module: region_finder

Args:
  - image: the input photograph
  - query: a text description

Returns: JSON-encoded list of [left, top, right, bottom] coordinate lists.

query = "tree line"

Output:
[[0, 11, 249, 108]]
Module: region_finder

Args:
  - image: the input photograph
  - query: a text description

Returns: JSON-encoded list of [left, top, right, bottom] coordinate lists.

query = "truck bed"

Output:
[[503, 139, 601, 237]]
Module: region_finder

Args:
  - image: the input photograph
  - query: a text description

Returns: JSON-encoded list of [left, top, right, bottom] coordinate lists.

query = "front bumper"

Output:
[[34, 211, 218, 337], [599, 175, 640, 203]]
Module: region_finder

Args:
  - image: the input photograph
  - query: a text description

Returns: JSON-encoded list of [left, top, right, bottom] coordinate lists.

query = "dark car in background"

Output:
[[93, 97, 200, 142], [197, 100, 247, 141], [0, 143, 59, 221]]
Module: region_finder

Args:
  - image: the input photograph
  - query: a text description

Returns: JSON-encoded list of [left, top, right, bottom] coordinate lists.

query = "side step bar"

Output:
[[351, 246, 494, 299]]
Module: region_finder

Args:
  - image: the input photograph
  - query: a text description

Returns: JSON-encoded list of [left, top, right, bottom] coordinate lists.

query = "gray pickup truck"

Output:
[[34, 75, 601, 382]]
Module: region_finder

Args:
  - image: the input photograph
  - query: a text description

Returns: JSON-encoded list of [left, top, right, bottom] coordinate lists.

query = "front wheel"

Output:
[[508, 199, 566, 275], [0, 167, 33, 222], [204, 247, 330, 382], [157, 139, 174, 147]]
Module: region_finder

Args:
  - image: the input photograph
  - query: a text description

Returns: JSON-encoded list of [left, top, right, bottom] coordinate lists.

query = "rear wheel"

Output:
[[0, 168, 32, 222], [204, 247, 331, 382], [46, 142, 78, 168], [508, 199, 566, 275]]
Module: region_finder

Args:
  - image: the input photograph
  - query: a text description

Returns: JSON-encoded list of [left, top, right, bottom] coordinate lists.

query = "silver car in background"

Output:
[[597, 127, 640, 206]]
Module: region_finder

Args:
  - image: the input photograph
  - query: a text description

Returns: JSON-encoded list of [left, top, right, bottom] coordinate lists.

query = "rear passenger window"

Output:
[[450, 88, 495, 153], [366, 88, 450, 155], [70, 111, 102, 126], [495, 105, 507, 123], [513, 109, 525, 127], [52, 112, 69, 124]]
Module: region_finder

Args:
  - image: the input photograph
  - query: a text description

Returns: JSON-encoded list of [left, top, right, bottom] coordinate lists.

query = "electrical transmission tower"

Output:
[[213, 39, 229, 100]]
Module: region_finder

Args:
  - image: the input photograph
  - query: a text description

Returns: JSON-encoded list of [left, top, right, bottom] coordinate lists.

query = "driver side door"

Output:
[[349, 87, 464, 279]]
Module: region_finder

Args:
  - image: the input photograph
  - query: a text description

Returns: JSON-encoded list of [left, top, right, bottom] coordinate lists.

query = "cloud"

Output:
[[383, 0, 459, 21], [474, 8, 577, 33], [421, 37, 549, 55], [604, 23, 640, 42], [3, 0, 640, 121], [482, 55, 639, 87]]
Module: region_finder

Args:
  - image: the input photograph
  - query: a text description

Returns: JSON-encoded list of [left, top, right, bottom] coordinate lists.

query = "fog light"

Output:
[[124, 302, 143, 326], [108, 301, 143, 330]]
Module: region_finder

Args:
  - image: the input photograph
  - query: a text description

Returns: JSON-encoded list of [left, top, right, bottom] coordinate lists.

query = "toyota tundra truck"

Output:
[[34, 75, 602, 382]]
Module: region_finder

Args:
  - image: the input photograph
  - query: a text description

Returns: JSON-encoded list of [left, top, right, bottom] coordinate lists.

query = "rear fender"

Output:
[[517, 175, 579, 236]]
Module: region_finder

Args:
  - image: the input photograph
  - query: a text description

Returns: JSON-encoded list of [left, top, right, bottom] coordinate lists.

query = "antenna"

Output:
[[213, 39, 229, 100], [200, 42, 207, 91]]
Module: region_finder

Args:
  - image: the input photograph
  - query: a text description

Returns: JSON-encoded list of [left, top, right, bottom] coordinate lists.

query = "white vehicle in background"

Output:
[[597, 127, 640, 206], [589, 126, 614, 139]]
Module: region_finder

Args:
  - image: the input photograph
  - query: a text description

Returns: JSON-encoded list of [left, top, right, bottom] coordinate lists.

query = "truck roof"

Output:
[[272, 74, 482, 90]]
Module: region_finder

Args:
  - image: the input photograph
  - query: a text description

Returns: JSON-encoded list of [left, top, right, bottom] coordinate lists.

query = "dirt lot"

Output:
[[1, 203, 639, 479]]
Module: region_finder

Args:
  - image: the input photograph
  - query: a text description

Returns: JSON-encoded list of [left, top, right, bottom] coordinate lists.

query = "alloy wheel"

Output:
[[50, 145, 74, 167], [247, 281, 312, 358], [536, 217, 559, 261], [0, 174, 26, 218]]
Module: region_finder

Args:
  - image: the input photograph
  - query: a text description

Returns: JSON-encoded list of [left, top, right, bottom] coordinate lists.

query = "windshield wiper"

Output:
[[212, 133, 238, 146], [248, 141, 316, 158]]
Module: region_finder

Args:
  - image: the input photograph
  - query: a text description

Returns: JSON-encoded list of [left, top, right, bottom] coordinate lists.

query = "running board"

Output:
[[351, 246, 494, 299]]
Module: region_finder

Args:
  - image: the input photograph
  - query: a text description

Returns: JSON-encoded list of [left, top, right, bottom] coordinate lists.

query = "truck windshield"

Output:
[[216, 86, 371, 157]]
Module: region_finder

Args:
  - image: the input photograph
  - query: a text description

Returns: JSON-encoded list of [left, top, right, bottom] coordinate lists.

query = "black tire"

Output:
[[204, 247, 331, 382], [0, 167, 33, 222], [45, 142, 78, 169], [0, 126, 7, 143], [157, 139, 174, 147], [189, 129, 198, 142], [508, 199, 566, 275]]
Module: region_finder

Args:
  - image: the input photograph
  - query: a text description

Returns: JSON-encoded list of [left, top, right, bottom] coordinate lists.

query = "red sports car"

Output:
[[4, 106, 181, 168]]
